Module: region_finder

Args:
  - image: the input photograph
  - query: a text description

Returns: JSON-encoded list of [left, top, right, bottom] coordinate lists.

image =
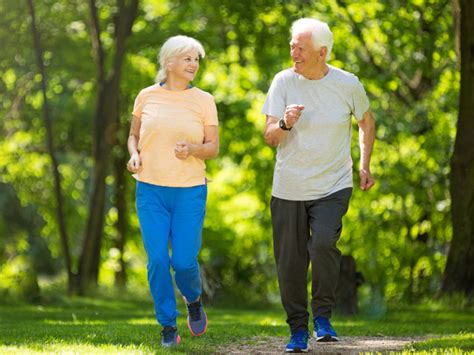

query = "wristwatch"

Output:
[[279, 118, 292, 131]]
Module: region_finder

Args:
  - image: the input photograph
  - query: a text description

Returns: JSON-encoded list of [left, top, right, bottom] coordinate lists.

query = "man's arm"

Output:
[[263, 105, 305, 147], [264, 115, 289, 147], [357, 110, 376, 191]]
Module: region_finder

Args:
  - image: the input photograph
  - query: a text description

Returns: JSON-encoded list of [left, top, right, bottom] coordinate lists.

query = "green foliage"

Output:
[[0, 0, 460, 304]]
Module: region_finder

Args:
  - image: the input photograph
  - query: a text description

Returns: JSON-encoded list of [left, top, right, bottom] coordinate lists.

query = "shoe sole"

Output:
[[313, 331, 339, 342], [285, 347, 308, 353]]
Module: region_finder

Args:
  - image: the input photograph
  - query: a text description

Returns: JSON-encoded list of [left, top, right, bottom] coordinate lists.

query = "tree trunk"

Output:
[[335, 255, 364, 315], [77, 0, 139, 294], [27, 0, 75, 294], [443, 0, 474, 297]]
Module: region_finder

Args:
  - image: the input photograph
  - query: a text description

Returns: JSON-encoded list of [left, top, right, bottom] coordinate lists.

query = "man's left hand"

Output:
[[359, 168, 375, 191]]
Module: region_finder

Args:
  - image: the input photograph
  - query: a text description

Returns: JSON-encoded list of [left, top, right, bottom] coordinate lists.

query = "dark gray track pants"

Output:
[[270, 188, 352, 332]]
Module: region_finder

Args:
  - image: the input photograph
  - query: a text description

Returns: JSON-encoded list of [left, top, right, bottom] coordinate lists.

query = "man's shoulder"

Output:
[[328, 65, 361, 86], [272, 68, 298, 83]]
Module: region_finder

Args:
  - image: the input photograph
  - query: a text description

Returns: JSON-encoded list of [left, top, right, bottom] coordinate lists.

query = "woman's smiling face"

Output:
[[168, 49, 200, 83]]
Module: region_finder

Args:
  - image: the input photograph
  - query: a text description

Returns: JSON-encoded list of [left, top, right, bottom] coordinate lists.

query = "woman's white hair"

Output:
[[155, 35, 205, 83], [291, 18, 334, 62]]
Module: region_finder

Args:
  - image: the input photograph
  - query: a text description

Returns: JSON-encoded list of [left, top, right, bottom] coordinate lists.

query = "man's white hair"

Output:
[[156, 35, 205, 83], [291, 18, 334, 62]]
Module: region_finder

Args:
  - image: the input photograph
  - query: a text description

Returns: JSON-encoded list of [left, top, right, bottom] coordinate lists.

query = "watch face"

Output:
[[279, 119, 289, 130]]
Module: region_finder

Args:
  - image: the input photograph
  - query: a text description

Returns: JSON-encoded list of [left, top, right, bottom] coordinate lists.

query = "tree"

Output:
[[27, 0, 74, 293], [443, 0, 474, 296], [77, 0, 139, 294]]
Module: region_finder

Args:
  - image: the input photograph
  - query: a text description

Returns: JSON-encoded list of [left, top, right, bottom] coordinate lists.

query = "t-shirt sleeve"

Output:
[[351, 79, 370, 121], [204, 94, 219, 126], [132, 91, 144, 119], [262, 74, 286, 119]]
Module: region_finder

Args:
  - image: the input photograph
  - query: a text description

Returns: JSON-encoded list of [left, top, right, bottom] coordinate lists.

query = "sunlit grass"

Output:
[[412, 333, 474, 351], [0, 292, 472, 353]]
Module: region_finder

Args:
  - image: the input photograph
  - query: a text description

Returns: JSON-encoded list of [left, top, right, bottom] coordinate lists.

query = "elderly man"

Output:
[[262, 18, 375, 353]]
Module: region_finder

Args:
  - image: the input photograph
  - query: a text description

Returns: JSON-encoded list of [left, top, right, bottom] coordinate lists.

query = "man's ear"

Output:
[[320, 47, 328, 59]]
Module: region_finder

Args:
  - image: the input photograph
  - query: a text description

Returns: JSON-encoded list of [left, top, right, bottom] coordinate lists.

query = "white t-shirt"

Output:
[[262, 66, 370, 201]]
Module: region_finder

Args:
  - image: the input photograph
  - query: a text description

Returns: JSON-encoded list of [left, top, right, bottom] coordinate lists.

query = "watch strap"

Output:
[[279, 118, 292, 131]]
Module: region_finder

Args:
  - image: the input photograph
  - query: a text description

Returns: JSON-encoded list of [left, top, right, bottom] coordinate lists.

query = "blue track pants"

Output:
[[136, 181, 206, 327]]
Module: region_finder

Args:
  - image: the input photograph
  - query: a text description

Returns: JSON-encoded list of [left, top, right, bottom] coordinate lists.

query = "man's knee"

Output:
[[310, 226, 341, 251], [278, 261, 308, 283]]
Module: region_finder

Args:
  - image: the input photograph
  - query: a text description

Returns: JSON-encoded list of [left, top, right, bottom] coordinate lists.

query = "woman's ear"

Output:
[[166, 58, 174, 71]]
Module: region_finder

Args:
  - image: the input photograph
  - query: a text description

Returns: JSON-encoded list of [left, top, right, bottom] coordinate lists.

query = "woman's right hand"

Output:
[[127, 152, 141, 173]]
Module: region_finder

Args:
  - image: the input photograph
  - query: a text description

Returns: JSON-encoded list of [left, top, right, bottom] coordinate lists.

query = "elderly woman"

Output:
[[127, 35, 219, 348]]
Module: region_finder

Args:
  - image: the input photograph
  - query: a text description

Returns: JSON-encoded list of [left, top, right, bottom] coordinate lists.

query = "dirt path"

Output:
[[218, 336, 426, 354]]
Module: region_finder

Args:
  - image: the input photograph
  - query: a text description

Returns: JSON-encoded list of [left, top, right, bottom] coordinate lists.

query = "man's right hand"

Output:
[[284, 104, 305, 128]]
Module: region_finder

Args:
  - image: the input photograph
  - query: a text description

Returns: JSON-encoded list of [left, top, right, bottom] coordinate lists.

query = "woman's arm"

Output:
[[175, 125, 219, 160], [127, 115, 141, 172]]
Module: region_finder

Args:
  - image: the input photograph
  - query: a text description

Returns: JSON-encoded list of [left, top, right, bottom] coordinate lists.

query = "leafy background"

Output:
[[0, 0, 459, 309]]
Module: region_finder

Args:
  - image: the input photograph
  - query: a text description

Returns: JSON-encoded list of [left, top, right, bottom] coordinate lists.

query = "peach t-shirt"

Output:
[[132, 84, 218, 187]]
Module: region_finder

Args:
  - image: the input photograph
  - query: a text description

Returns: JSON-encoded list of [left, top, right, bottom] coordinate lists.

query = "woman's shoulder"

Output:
[[190, 87, 215, 102], [136, 83, 161, 97]]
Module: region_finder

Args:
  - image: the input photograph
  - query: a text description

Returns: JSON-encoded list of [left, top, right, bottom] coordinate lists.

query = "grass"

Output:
[[411, 333, 474, 352], [0, 291, 472, 353]]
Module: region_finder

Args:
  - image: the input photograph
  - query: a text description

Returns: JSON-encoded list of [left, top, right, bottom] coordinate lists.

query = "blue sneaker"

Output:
[[285, 329, 309, 353], [313, 316, 338, 342], [161, 326, 181, 347], [184, 297, 208, 336]]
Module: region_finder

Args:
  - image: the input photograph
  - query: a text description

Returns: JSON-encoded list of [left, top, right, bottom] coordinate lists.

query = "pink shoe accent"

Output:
[[176, 334, 181, 345], [183, 296, 199, 303], [187, 315, 208, 336]]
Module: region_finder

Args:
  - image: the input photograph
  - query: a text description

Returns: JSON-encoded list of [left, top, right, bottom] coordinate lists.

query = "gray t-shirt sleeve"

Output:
[[262, 74, 286, 119], [351, 79, 370, 121]]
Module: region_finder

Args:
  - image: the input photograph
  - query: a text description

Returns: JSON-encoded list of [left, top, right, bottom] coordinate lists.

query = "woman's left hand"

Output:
[[175, 141, 194, 160]]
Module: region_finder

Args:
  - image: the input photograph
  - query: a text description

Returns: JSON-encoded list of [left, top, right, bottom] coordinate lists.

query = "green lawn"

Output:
[[0, 293, 472, 353]]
